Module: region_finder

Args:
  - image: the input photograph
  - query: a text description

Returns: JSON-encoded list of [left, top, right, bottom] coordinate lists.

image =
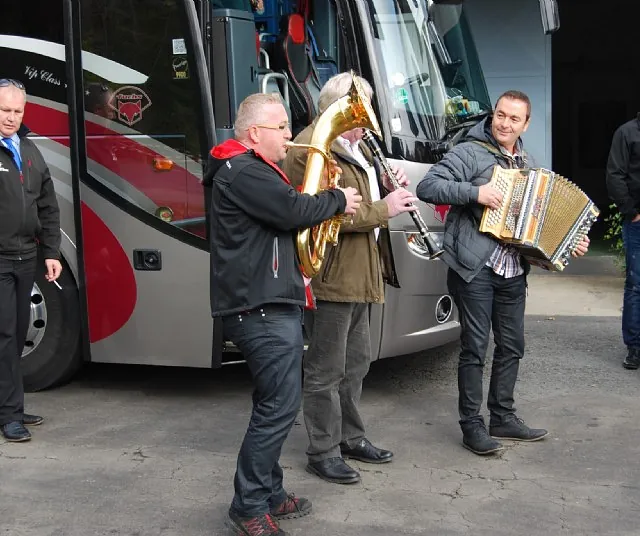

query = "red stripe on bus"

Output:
[[25, 103, 205, 221], [81, 202, 137, 343]]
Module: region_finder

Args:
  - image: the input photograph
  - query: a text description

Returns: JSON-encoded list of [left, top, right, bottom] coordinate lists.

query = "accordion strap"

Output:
[[471, 140, 528, 169], [471, 140, 503, 157]]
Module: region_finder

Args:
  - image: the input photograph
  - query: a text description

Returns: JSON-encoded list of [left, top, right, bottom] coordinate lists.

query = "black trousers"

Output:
[[222, 304, 304, 518], [0, 257, 37, 425], [448, 266, 526, 428]]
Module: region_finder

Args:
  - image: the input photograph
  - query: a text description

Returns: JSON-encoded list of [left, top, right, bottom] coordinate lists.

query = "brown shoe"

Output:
[[228, 511, 287, 536], [270, 493, 312, 520]]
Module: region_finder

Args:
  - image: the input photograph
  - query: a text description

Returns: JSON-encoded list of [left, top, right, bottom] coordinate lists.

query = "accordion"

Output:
[[479, 166, 599, 271]]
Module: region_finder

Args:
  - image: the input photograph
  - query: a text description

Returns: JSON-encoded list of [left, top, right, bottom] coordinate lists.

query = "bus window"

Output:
[[80, 0, 208, 239]]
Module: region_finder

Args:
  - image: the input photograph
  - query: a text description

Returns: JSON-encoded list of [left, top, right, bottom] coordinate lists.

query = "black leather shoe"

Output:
[[341, 438, 394, 464], [23, 414, 44, 426], [490, 416, 548, 442], [306, 457, 360, 484], [462, 421, 503, 455], [623, 348, 640, 370], [1, 421, 32, 442]]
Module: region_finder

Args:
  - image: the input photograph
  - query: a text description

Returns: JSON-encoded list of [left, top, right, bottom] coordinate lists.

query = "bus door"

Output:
[[74, 0, 218, 368]]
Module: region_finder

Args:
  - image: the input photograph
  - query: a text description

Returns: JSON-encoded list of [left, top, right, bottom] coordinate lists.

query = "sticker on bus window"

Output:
[[395, 88, 409, 104], [108, 86, 152, 127], [172, 57, 189, 80], [172, 38, 187, 55]]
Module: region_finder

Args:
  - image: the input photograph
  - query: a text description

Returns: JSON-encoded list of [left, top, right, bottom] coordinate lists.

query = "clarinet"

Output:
[[362, 130, 444, 260]]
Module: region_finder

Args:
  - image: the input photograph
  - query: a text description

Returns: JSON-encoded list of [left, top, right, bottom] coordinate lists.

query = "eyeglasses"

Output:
[[0, 79, 26, 90], [251, 123, 291, 131]]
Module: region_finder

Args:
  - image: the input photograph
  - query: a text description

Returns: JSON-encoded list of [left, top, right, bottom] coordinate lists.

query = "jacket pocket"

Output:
[[272, 236, 279, 278], [321, 242, 339, 283], [25, 165, 42, 194], [456, 216, 481, 269]]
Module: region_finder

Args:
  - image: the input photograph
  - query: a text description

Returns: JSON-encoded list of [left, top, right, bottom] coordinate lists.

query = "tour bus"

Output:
[[0, 0, 552, 391]]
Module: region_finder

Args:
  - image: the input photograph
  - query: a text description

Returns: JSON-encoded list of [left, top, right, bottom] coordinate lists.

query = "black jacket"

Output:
[[606, 114, 640, 221], [0, 130, 61, 260], [205, 139, 347, 317], [417, 116, 533, 282]]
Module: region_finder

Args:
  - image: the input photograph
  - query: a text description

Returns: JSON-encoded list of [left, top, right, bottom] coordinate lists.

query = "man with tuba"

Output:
[[416, 90, 590, 456], [204, 92, 362, 536], [282, 72, 417, 485]]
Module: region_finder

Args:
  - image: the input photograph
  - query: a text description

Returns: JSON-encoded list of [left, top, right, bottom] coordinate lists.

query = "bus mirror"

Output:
[[539, 0, 560, 34]]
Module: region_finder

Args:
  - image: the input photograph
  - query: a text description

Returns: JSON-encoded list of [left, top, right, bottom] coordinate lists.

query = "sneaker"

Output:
[[270, 493, 312, 520], [623, 348, 640, 370], [228, 511, 287, 536], [461, 421, 504, 455], [490, 416, 548, 442]]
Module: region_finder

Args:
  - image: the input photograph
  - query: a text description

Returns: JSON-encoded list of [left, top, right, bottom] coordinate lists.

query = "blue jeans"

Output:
[[622, 221, 640, 350], [222, 304, 304, 518]]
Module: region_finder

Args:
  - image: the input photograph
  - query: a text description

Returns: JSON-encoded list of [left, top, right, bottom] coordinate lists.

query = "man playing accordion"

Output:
[[417, 90, 589, 455]]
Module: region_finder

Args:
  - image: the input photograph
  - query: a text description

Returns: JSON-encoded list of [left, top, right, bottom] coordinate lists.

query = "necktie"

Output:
[[3, 138, 22, 171]]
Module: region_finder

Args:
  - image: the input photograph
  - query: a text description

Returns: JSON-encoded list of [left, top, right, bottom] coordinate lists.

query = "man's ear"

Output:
[[245, 126, 260, 145]]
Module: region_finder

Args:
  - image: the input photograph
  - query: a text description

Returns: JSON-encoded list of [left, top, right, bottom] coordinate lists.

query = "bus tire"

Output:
[[21, 257, 83, 392]]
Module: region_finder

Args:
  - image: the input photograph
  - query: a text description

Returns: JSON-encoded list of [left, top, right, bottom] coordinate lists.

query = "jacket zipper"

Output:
[[18, 170, 25, 260], [272, 236, 279, 278]]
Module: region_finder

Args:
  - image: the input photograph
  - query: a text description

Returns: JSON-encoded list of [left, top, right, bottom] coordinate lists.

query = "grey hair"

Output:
[[317, 72, 373, 115], [0, 84, 27, 103], [234, 93, 284, 138]]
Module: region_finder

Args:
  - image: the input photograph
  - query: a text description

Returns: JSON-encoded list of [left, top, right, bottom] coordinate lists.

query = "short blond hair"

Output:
[[317, 73, 373, 115], [235, 93, 283, 138]]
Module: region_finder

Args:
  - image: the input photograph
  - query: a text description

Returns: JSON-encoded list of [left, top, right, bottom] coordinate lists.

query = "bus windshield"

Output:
[[361, 0, 491, 142]]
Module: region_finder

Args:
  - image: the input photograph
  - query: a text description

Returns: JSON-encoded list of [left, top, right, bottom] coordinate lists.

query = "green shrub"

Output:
[[603, 203, 625, 267]]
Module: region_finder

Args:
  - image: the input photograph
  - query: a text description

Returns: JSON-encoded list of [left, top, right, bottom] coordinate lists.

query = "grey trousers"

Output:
[[303, 300, 371, 463]]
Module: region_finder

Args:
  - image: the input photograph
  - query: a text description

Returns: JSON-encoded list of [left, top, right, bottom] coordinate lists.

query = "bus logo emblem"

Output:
[[108, 86, 152, 127]]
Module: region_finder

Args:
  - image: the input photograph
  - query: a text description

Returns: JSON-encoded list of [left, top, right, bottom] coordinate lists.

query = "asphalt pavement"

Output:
[[1, 256, 638, 536]]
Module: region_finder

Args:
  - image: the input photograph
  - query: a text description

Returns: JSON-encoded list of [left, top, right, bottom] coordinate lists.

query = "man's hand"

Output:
[[572, 236, 590, 257], [477, 184, 503, 210], [338, 186, 362, 215], [321, 159, 343, 190], [384, 187, 418, 218], [382, 164, 409, 191], [45, 259, 63, 282], [632, 214, 640, 223]]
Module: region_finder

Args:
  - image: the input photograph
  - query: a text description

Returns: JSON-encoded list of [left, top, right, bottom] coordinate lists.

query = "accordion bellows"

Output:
[[479, 166, 599, 271]]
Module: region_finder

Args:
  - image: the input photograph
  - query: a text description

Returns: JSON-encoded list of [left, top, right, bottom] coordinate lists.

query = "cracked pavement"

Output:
[[1, 267, 639, 535]]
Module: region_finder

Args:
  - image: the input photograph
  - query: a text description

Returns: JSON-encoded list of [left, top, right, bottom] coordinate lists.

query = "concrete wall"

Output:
[[465, 0, 552, 167]]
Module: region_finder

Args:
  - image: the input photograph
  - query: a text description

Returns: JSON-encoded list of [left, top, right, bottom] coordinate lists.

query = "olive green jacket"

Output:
[[281, 122, 399, 303]]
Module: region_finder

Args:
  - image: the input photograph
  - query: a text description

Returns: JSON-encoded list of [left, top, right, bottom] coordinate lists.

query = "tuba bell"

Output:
[[286, 72, 382, 278]]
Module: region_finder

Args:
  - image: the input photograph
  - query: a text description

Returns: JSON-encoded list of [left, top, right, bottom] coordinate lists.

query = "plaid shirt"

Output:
[[485, 142, 527, 279]]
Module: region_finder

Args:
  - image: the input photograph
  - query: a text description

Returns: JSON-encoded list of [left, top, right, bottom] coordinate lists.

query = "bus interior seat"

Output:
[[306, 23, 338, 88], [273, 13, 321, 133]]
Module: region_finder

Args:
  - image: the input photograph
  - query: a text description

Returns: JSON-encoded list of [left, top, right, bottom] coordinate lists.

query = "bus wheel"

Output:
[[21, 259, 82, 392]]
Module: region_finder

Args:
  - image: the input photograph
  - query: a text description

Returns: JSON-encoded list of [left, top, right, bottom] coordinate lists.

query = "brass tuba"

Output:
[[286, 72, 382, 278]]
